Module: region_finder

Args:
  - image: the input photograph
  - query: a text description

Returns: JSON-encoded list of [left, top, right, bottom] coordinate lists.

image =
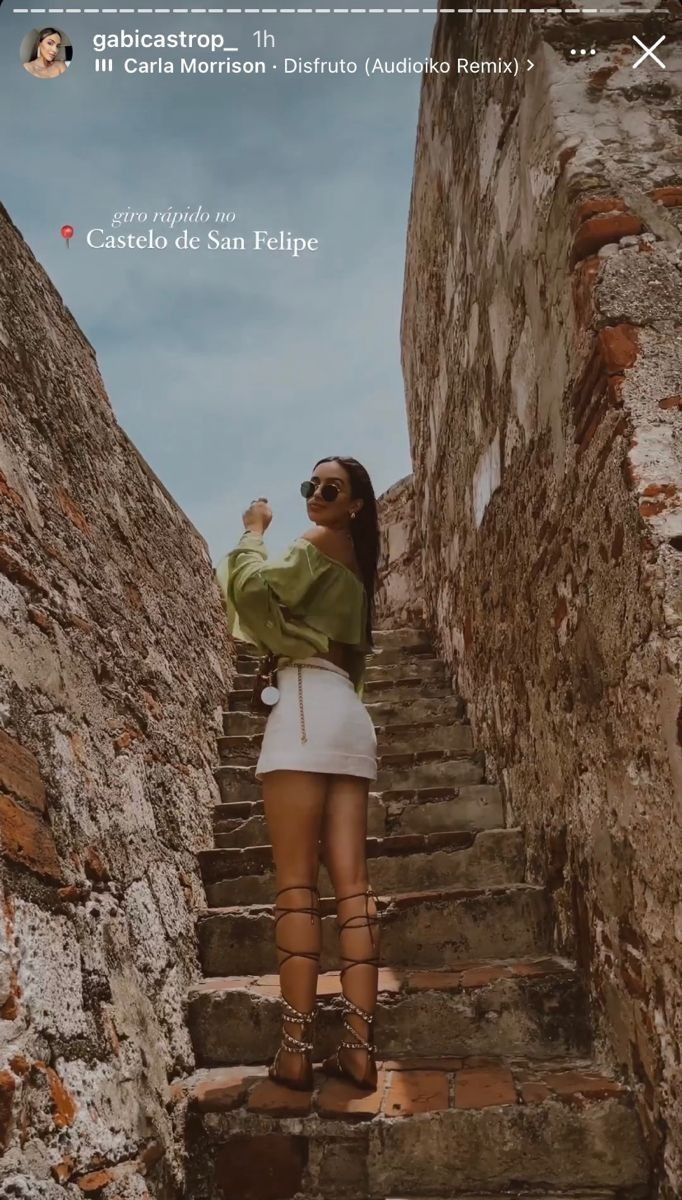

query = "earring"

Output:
[[350, 512, 357, 520]]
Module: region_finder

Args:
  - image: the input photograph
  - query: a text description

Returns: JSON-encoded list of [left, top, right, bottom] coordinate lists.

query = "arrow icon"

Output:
[[527, 59, 534, 70]]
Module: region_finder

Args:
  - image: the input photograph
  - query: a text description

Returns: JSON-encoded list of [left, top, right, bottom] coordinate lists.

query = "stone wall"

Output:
[[0, 203, 231, 1198], [401, 10, 682, 1197], [374, 474, 424, 630]]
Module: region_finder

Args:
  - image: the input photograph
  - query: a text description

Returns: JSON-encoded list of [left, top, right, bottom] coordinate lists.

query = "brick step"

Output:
[[223, 694, 467, 736], [215, 755, 486, 804], [187, 957, 591, 1067], [213, 783, 504, 846], [177, 1057, 648, 1199], [197, 883, 552, 976], [218, 719, 475, 765], [199, 828, 525, 906]]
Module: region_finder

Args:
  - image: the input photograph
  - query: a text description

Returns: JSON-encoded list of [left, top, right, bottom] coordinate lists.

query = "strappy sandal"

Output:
[[268, 884, 320, 1092], [321, 885, 380, 1091]]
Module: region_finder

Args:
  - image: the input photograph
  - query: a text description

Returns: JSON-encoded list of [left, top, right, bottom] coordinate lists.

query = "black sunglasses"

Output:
[[300, 479, 341, 503]]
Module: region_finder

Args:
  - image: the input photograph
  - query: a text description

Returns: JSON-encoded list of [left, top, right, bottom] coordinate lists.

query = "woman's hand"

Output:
[[242, 497, 272, 534]]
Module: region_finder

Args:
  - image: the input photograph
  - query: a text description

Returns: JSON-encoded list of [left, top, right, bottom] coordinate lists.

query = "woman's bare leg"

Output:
[[321, 774, 379, 1082], [262, 769, 328, 1084]]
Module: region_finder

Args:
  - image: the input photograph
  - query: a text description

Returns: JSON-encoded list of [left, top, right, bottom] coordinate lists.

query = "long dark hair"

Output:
[[314, 456, 379, 649], [31, 27, 61, 60]]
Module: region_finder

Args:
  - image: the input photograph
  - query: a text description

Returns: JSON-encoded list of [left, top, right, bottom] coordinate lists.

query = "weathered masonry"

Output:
[[0, 201, 230, 1199], [400, 7, 682, 1198]]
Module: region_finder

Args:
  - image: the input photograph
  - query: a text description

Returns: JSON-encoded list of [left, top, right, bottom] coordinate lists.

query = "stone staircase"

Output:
[[176, 627, 650, 1200]]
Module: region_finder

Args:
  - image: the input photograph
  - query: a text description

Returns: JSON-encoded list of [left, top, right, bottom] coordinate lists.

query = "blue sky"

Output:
[[0, 12, 434, 558]]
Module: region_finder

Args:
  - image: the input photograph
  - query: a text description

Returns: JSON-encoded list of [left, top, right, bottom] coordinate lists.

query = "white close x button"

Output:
[[632, 34, 666, 70]]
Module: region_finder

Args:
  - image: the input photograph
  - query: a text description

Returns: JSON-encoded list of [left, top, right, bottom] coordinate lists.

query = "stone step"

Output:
[[364, 658, 446, 684], [214, 818, 244, 837], [371, 627, 431, 650], [235, 656, 260, 673], [374, 784, 503, 834], [222, 710, 266, 736], [214, 765, 260, 801], [363, 676, 454, 702], [213, 811, 268, 846], [367, 640, 435, 665], [227, 689, 260, 712], [362, 672, 453, 700], [187, 957, 591, 1067], [232, 656, 446, 694], [197, 883, 552, 976], [177, 1057, 649, 1199], [375, 1195, 619, 1200], [233, 672, 259, 689], [217, 719, 475, 767], [367, 692, 466, 722], [199, 828, 525, 906], [231, 642, 259, 658], [223, 695, 467, 736], [377, 719, 474, 755], [226, 679, 460, 712], [213, 783, 504, 846], [217, 732, 258, 765], [215, 754, 486, 804]]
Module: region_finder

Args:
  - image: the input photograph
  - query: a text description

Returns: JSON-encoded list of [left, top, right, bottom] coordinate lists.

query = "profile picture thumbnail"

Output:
[[20, 27, 72, 79]]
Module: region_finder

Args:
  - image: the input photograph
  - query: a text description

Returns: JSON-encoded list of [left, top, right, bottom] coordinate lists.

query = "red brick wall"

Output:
[[0, 203, 231, 1197], [401, 11, 682, 1196]]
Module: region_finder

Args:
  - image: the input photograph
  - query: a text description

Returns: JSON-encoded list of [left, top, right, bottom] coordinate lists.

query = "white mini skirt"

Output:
[[255, 657, 378, 781]]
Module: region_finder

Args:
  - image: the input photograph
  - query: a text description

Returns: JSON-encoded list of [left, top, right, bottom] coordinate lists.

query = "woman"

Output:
[[216, 456, 381, 1092], [24, 28, 67, 78]]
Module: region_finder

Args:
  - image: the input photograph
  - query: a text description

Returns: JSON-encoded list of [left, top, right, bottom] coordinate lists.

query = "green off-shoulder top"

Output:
[[215, 531, 370, 697]]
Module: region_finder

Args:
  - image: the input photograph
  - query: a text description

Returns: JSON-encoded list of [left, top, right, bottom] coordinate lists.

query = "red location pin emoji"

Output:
[[60, 224, 74, 249]]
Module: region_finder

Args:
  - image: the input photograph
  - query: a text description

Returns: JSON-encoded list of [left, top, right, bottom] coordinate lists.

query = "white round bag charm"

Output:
[[261, 685, 280, 707]]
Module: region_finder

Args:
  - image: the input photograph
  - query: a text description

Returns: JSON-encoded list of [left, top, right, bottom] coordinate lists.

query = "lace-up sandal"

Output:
[[268, 884, 320, 1092], [321, 885, 380, 1091]]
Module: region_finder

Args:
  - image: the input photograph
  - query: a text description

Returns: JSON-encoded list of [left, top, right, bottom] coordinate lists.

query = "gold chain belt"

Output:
[[295, 667, 341, 739], [294, 661, 345, 744], [297, 665, 308, 744], [259, 659, 346, 744]]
